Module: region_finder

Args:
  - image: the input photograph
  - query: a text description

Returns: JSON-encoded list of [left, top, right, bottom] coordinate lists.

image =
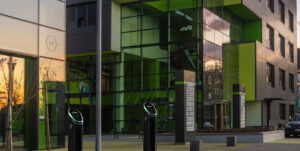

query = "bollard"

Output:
[[190, 140, 203, 151], [68, 108, 84, 151], [227, 136, 237, 147], [143, 102, 157, 151]]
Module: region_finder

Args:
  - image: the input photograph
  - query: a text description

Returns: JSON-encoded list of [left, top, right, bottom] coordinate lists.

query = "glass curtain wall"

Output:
[[121, 0, 202, 132], [203, 0, 246, 128], [66, 0, 248, 134]]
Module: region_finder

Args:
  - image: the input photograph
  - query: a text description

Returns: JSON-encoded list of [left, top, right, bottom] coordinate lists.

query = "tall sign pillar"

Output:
[[175, 70, 196, 144], [233, 84, 246, 129]]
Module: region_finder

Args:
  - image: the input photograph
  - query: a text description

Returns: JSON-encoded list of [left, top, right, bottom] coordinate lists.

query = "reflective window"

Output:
[[39, 58, 66, 84], [0, 55, 26, 148], [170, 9, 197, 42], [0, 0, 38, 23], [88, 3, 96, 26], [77, 5, 87, 27], [279, 104, 286, 120], [267, 0, 274, 13], [122, 17, 140, 32], [121, 32, 140, 47], [39, 26, 66, 60], [266, 63, 275, 87], [39, 57, 65, 148], [0, 15, 38, 55], [203, 40, 215, 58], [279, 34, 285, 57], [289, 42, 294, 62], [121, 3, 140, 18], [289, 73, 294, 93], [214, 30, 223, 46], [203, 9, 215, 28], [279, 0, 285, 23], [204, 25, 215, 43], [279, 69, 285, 90], [40, 0, 66, 30], [143, 29, 160, 44], [289, 10, 294, 32], [266, 24, 274, 50], [67, 7, 76, 23]]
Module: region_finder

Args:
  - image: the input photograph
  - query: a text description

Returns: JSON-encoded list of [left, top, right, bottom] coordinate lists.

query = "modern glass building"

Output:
[[66, 0, 297, 135], [0, 0, 66, 150]]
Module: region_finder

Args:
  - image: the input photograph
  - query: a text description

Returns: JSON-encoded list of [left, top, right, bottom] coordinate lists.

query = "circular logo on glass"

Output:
[[46, 35, 57, 51]]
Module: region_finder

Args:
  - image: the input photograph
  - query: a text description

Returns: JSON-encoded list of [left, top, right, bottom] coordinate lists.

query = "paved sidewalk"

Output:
[[229, 143, 300, 151]]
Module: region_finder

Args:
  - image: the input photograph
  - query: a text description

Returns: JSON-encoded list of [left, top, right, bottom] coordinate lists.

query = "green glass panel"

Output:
[[121, 3, 140, 18], [121, 31, 140, 47], [142, 29, 160, 44], [170, 9, 198, 42], [143, 45, 168, 59], [122, 17, 140, 32]]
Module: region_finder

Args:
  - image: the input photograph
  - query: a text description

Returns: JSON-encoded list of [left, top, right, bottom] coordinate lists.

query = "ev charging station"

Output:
[[68, 108, 84, 151], [143, 102, 157, 151]]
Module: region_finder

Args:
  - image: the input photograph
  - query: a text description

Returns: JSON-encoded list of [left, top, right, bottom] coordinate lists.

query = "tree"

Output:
[[40, 59, 57, 151], [1, 56, 56, 151]]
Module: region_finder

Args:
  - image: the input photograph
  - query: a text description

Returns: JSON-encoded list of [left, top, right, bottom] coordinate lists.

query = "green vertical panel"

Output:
[[245, 20, 262, 42], [223, 44, 239, 102], [238, 43, 256, 101], [38, 88, 46, 149]]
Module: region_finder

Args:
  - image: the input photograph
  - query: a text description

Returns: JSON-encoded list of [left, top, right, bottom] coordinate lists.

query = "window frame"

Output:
[[266, 24, 274, 50], [279, 34, 285, 57], [280, 103, 286, 120], [267, 63, 275, 88], [289, 42, 294, 62], [279, 68, 285, 91], [289, 73, 295, 93], [279, 0, 285, 23], [288, 10, 294, 32], [268, 0, 274, 13]]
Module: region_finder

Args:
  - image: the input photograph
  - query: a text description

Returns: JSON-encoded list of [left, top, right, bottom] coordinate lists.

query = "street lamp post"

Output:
[[96, 0, 102, 151]]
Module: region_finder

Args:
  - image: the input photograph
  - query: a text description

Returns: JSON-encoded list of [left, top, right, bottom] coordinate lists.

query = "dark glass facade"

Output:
[[66, 0, 253, 133]]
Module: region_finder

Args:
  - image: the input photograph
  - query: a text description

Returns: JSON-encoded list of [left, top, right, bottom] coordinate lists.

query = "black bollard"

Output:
[[143, 102, 157, 151], [68, 108, 84, 151]]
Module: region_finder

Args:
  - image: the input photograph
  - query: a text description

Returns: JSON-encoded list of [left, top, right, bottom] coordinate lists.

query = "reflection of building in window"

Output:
[[267, 0, 274, 12], [266, 25, 274, 50], [289, 73, 294, 93], [289, 42, 294, 62], [279, 34, 285, 57], [101, 65, 111, 93], [67, 3, 96, 28], [289, 11, 294, 32], [279, 0, 285, 23], [279, 103, 286, 120], [266, 63, 275, 87], [279, 69, 285, 90]]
